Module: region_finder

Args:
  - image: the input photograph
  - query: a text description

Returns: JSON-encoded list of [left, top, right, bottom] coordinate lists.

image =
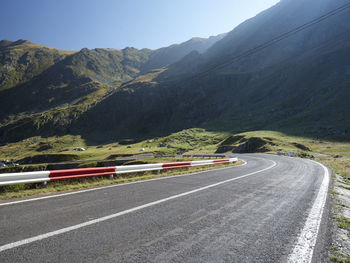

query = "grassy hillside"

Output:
[[0, 128, 226, 163], [1, 127, 348, 167], [0, 80, 119, 143], [0, 40, 75, 91], [0, 43, 153, 143], [68, 41, 350, 142], [0, 35, 226, 144], [0, 45, 151, 121]]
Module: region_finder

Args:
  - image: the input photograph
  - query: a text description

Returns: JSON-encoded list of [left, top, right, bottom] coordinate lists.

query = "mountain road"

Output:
[[0, 154, 331, 263]]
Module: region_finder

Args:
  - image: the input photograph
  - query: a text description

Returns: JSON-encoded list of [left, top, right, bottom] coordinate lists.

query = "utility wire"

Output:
[[252, 28, 350, 81], [189, 2, 350, 80]]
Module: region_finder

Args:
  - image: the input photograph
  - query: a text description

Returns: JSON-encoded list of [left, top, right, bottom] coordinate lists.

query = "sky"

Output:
[[1, 0, 280, 51]]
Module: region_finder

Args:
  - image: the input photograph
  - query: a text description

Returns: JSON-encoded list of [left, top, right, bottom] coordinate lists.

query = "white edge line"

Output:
[[0, 159, 274, 253], [0, 159, 247, 207], [287, 159, 330, 263]]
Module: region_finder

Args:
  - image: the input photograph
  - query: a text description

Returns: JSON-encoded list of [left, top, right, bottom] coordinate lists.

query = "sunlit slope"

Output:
[[0, 35, 224, 143]]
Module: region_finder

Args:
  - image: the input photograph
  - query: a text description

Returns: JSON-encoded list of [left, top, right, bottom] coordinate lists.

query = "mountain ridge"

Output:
[[68, 0, 350, 141], [0, 33, 226, 142], [1, 0, 350, 144]]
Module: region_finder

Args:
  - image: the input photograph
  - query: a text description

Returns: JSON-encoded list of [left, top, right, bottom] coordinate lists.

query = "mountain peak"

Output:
[[0, 39, 32, 49], [12, 39, 31, 45]]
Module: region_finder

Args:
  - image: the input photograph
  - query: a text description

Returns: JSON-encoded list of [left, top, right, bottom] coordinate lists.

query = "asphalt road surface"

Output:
[[0, 154, 331, 263]]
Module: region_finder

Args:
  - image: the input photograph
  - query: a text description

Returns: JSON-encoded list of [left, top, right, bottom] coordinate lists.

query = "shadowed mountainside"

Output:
[[1, 0, 350, 144], [0, 35, 224, 143], [68, 0, 350, 142]]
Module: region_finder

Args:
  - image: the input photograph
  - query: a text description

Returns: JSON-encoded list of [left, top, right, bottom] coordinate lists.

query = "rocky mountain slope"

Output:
[[0, 40, 74, 91], [142, 34, 226, 72], [0, 34, 224, 142], [1, 0, 350, 143]]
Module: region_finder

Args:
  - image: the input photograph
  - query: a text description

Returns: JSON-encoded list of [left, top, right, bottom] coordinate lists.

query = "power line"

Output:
[[190, 1, 350, 79], [250, 28, 350, 81]]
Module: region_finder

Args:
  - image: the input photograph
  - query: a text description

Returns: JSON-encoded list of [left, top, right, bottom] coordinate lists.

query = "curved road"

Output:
[[0, 154, 331, 263]]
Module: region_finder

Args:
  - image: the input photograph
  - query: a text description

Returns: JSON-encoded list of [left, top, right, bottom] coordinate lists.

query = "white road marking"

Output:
[[287, 159, 330, 263], [0, 161, 247, 207], [0, 159, 273, 253]]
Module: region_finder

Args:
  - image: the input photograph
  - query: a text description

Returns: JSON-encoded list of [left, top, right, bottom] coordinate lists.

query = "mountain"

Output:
[[0, 39, 74, 91], [68, 0, 350, 141], [0, 35, 224, 142], [204, 0, 350, 72], [142, 34, 226, 72], [1, 0, 350, 144], [0, 44, 151, 123]]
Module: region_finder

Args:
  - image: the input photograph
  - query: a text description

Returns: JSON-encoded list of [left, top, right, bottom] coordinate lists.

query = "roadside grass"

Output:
[[1, 128, 349, 183], [335, 216, 350, 231], [0, 128, 229, 164], [0, 160, 242, 200], [1, 128, 350, 194], [330, 253, 350, 263]]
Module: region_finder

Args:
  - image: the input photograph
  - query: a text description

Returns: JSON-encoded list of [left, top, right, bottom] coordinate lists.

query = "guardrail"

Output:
[[0, 158, 237, 186], [155, 154, 227, 158]]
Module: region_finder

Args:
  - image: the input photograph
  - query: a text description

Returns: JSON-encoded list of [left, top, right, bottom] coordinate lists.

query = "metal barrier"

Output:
[[0, 158, 237, 186]]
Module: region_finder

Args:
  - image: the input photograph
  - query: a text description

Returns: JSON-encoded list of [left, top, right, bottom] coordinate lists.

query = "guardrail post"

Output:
[[108, 174, 114, 180], [41, 181, 47, 188]]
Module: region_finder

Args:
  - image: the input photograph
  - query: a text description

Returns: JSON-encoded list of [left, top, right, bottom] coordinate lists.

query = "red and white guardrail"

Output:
[[0, 158, 237, 186]]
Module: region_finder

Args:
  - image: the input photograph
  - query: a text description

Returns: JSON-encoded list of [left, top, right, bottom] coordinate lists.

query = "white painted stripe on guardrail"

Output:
[[0, 171, 50, 185], [0, 178, 50, 186], [115, 163, 163, 174], [0, 171, 50, 180], [190, 160, 214, 166]]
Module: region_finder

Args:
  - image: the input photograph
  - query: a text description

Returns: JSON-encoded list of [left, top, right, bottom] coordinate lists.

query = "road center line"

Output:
[[287, 159, 330, 263], [0, 159, 275, 253]]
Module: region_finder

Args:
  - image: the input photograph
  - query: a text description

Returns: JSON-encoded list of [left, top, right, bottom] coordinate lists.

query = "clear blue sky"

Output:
[[1, 0, 280, 51]]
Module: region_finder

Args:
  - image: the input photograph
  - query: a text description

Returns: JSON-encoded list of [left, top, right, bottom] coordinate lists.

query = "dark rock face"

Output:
[[215, 146, 234, 153], [233, 138, 268, 153], [292, 142, 311, 151], [17, 154, 79, 164]]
